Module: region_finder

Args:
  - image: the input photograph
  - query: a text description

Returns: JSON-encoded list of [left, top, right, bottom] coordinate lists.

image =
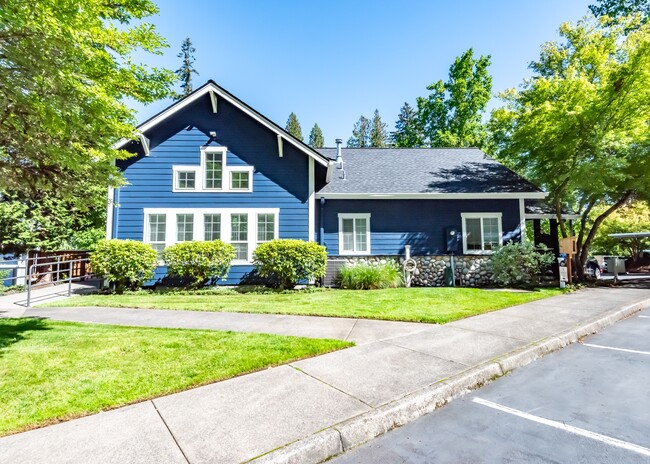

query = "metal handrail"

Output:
[[26, 257, 91, 307]]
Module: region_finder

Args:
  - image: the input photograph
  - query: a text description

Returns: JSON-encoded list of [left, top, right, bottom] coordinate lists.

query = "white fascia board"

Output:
[[319, 192, 549, 200], [115, 83, 329, 167]]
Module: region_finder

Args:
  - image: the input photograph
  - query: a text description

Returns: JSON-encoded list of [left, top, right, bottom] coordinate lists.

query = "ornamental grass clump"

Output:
[[490, 241, 554, 288], [253, 239, 327, 289], [338, 262, 403, 290], [90, 239, 158, 293], [162, 240, 236, 289]]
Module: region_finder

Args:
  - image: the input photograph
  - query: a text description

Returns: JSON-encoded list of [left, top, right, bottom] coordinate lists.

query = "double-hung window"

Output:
[[257, 213, 275, 245], [148, 214, 167, 258], [204, 151, 223, 189], [461, 213, 502, 254], [231, 213, 249, 260], [338, 214, 370, 255], [204, 213, 221, 241], [176, 214, 194, 242]]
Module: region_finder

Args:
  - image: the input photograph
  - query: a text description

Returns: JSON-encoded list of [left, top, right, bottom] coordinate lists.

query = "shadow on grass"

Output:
[[0, 318, 49, 356]]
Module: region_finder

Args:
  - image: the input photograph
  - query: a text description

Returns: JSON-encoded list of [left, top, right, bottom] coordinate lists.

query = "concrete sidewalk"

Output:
[[1, 285, 650, 464]]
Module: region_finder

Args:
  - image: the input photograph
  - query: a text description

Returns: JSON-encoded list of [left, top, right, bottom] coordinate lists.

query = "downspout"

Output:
[[319, 197, 325, 246]]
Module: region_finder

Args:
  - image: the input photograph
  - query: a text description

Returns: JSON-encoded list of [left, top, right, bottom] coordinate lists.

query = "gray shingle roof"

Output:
[[315, 148, 541, 195]]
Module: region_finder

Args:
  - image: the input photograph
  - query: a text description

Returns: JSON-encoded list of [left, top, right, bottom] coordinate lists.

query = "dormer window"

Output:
[[172, 146, 253, 193]]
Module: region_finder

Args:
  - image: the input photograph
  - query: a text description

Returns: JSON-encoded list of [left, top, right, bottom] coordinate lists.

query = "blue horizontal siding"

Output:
[[115, 95, 311, 284], [319, 199, 522, 256]]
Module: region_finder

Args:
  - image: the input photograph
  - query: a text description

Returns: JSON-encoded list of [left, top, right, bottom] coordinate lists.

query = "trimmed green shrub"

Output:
[[253, 239, 327, 289], [162, 240, 236, 289], [90, 239, 158, 293], [490, 241, 554, 288], [338, 262, 404, 290]]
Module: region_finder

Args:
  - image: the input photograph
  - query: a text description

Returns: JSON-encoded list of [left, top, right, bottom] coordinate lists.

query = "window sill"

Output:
[[171, 188, 253, 193]]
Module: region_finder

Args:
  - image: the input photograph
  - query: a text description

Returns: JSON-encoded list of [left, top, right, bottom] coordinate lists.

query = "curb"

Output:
[[252, 297, 650, 464]]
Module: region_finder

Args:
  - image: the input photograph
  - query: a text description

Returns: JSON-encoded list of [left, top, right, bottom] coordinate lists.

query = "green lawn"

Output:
[[47, 287, 565, 323], [0, 318, 351, 436]]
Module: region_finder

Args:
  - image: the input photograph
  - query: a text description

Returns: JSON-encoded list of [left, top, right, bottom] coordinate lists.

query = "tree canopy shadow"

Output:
[[0, 317, 49, 356], [425, 162, 538, 193]]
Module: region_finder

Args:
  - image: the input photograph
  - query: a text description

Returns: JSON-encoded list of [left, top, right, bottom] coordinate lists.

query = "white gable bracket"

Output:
[[277, 135, 283, 158], [138, 133, 150, 156], [209, 90, 218, 113]]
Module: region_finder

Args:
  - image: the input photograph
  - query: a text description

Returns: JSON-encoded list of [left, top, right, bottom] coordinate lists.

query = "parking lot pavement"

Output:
[[334, 309, 650, 464]]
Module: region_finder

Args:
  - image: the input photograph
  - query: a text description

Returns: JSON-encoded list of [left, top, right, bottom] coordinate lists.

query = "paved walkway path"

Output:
[[2, 285, 650, 464], [22, 306, 431, 344]]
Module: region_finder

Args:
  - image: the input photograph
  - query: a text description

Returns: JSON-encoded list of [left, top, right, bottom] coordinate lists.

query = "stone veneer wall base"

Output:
[[340, 255, 493, 287]]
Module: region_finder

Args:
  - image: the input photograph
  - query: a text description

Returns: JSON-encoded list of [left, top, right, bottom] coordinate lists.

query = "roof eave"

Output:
[[114, 81, 329, 167], [318, 192, 548, 200]]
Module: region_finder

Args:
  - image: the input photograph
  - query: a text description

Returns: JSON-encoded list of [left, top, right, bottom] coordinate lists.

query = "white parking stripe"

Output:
[[639, 315, 650, 319], [472, 398, 650, 457], [583, 343, 650, 356]]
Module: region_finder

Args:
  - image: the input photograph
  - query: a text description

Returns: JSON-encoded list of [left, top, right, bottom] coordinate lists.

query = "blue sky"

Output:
[[133, 0, 593, 146]]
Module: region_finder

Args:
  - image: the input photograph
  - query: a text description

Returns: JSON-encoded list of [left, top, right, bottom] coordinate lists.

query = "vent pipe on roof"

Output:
[[335, 139, 343, 165]]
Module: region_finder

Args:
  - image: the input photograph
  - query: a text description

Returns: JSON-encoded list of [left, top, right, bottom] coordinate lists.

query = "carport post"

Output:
[[613, 257, 619, 283]]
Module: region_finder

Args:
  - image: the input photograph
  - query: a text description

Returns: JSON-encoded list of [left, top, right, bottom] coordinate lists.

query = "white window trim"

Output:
[[229, 169, 253, 191], [338, 213, 371, 255], [461, 212, 503, 255], [171, 146, 254, 193], [173, 169, 199, 191], [143, 208, 279, 264]]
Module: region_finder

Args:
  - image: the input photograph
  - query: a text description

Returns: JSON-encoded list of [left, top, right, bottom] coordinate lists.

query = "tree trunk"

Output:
[[575, 191, 634, 280]]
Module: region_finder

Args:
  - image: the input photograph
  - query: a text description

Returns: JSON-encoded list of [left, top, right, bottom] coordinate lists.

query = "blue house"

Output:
[[108, 81, 547, 286]]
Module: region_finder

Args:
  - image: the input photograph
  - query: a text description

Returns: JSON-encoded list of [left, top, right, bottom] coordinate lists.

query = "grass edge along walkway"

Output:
[[0, 318, 351, 436], [44, 287, 566, 324]]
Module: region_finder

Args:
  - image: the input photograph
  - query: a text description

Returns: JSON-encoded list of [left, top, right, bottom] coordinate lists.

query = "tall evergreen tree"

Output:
[[285, 112, 304, 142], [308, 123, 324, 148], [347, 115, 370, 148], [392, 102, 423, 147], [0, 0, 174, 197], [416, 48, 492, 148], [369, 110, 388, 147], [176, 37, 199, 98]]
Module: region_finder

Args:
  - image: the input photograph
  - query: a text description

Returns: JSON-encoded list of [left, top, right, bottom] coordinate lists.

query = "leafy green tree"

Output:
[[590, 201, 650, 259], [176, 37, 199, 98], [0, 0, 175, 197], [308, 123, 324, 148], [589, 0, 649, 22], [285, 113, 304, 141], [490, 16, 650, 279], [392, 102, 423, 147], [416, 48, 492, 148], [0, 182, 107, 254], [369, 110, 388, 147], [347, 115, 370, 148]]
